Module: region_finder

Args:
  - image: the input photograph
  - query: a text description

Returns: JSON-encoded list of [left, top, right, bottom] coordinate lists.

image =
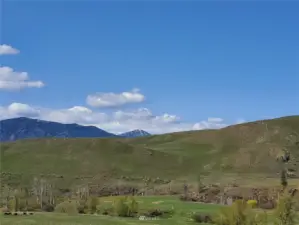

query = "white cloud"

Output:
[[0, 102, 229, 134], [0, 44, 20, 55], [1, 103, 40, 118], [192, 120, 227, 130], [235, 118, 246, 124], [86, 88, 145, 108], [0, 66, 45, 91], [40, 106, 109, 125]]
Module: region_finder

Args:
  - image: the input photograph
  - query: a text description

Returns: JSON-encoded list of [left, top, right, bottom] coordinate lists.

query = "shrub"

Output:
[[259, 201, 276, 210], [159, 209, 175, 219], [113, 196, 139, 217], [142, 208, 163, 217], [18, 199, 28, 211], [128, 197, 138, 216], [142, 208, 174, 218], [54, 201, 78, 215], [98, 205, 114, 215], [192, 212, 213, 223], [247, 200, 257, 208], [247, 211, 268, 225], [26, 202, 41, 212], [7, 197, 21, 212], [77, 205, 85, 214], [114, 197, 130, 217], [213, 200, 248, 225], [274, 193, 296, 225], [213, 199, 268, 225], [7, 199, 16, 212], [42, 203, 54, 212], [77, 199, 88, 214], [77, 202, 88, 214], [293, 194, 299, 211], [88, 197, 99, 214]]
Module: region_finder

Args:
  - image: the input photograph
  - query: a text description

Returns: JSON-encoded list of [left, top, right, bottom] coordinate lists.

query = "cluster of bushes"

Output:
[[113, 196, 138, 217], [2, 194, 145, 218], [6, 197, 28, 212], [54, 196, 100, 215], [54, 201, 79, 215], [53, 196, 140, 217], [4, 197, 63, 213], [192, 213, 213, 223], [112, 196, 175, 218], [192, 191, 297, 225], [52, 196, 176, 220], [141, 208, 175, 218]]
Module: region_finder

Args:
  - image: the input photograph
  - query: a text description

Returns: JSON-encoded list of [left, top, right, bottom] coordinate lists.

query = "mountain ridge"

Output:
[[0, 117, 139, 141], [0, 117, 154, 141]]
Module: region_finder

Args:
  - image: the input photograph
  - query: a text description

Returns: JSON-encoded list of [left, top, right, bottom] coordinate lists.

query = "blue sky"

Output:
[[0, 1, 298, 134]]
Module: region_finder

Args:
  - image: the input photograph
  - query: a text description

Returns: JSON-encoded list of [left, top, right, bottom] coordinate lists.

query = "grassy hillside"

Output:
[[126, 116, 299, 174], [0, 138, 181, 187], [1, 116, 299, 187]]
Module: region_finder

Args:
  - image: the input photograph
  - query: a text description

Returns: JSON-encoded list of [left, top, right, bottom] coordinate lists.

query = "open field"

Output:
[[2, 195, 298, 225], [0, 214, 198, 225], [99, 195, 222, 215]]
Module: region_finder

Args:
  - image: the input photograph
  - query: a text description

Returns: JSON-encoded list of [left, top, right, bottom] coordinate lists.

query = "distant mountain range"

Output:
[[0, 117, 151, 142], [119, 129, 151, 138]]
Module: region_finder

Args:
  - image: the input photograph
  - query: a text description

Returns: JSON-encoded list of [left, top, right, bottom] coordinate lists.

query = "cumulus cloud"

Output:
[[44, 106, 109, 125], [0, 102, 229, 134], [236, 118, 246, 124], [86, 88, 145, 108], [0, 103, 40, 118], [0, 66, 45, 91], [0, 44, 20, 55]]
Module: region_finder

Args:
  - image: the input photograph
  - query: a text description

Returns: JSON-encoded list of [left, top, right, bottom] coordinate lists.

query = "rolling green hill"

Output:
[[125, 115, 299, 174], [1, 115, 299, 187]]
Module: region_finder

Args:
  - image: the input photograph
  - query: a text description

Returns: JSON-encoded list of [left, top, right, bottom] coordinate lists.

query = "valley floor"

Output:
[[0, 196, 222, 225], [2, 195, 296, 225]]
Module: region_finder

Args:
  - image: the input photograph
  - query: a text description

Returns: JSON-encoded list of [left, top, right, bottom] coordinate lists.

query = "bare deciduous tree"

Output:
[[32, 177, 47, 209], [2, 185, 12, 208]]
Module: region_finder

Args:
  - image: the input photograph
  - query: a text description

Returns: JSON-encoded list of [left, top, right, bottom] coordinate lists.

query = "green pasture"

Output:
[[0, 196, 223, 225]]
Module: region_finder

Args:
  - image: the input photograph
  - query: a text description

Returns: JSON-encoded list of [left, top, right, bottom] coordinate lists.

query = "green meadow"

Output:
[[0, 196, 222, 225]]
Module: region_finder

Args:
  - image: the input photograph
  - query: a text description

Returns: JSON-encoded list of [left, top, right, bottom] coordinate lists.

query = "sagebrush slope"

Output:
[[1, 116, 299, 187]]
